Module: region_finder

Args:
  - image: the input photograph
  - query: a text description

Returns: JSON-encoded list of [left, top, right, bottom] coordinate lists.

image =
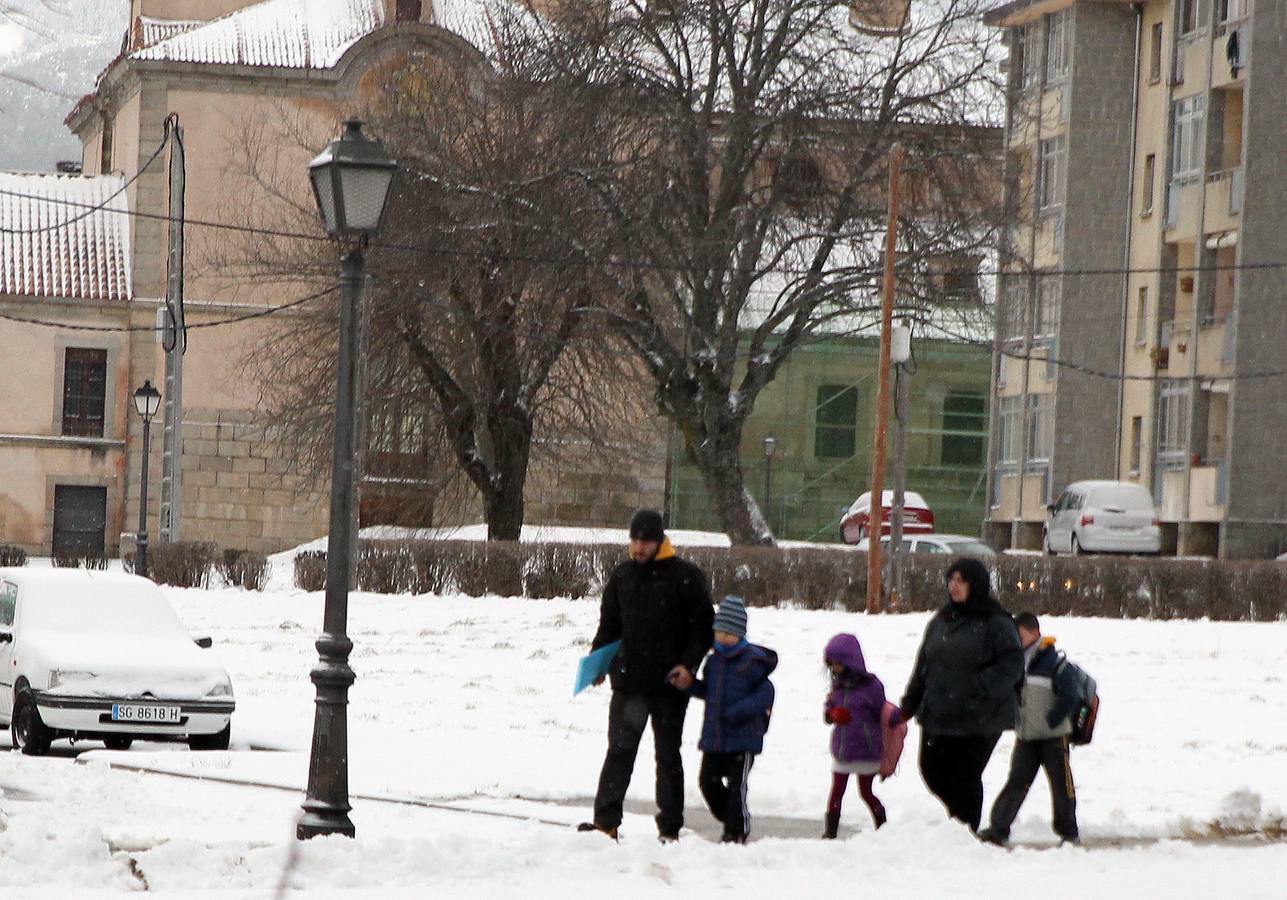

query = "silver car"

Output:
[[1043, 480, 1162, 556]]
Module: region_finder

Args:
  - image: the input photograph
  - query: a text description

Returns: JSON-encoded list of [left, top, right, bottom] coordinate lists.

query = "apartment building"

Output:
[[983, 0, 1286, 559]]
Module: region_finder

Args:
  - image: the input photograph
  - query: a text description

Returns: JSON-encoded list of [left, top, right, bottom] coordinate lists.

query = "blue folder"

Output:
[[574, 640, 621, 696]]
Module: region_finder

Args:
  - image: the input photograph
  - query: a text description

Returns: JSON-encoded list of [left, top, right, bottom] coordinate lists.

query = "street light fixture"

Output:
[[298, 119, 396, 842], [132, 380, 161, 579], [762, 436, 777, 529]]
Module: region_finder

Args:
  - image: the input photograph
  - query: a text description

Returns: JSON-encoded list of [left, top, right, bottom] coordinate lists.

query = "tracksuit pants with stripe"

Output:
[[699, 751, 755, 841], [987, 736, 1078, 841]]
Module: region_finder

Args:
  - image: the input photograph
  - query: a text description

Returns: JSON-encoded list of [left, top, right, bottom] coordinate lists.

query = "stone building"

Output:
[[982, 0, 1286, 558]]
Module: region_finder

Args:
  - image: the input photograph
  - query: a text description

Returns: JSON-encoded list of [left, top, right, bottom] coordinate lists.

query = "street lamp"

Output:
[[132, 380, 161, 579], [762, 436, 777, 528], [298, 119, 396, 841]]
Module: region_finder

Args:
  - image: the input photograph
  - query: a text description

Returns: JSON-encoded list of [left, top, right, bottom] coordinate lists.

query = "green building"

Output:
[[666, 333, 992, 542]]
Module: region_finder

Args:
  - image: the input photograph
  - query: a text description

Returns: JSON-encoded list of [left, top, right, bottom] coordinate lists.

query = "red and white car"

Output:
[[840, 490, 935, 544]]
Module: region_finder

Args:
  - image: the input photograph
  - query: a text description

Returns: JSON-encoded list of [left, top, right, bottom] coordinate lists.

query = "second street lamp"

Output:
[[298, 119, 396, 841], [762, 436, 777, 530], [132, 380, 162, 579]]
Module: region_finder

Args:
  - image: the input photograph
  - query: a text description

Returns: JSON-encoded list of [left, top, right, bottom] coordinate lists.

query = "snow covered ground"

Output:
[[1, 579, 1285, 897]]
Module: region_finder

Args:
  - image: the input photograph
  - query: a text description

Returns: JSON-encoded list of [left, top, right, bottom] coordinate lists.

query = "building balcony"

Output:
[[1204, 167, 1243, 234], [1159, 460, 1227, 523], [1212, 20, 1248, 90], [993, 466, 1050, 522], [1164, 177, 1201, 235]]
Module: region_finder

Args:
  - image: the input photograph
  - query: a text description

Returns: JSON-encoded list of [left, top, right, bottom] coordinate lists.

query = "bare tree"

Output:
[[211, 38, 641, 540], [512, 0, 1003, 544]]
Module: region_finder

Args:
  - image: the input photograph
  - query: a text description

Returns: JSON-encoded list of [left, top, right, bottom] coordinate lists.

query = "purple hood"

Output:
[[824, 633, 868, 676]]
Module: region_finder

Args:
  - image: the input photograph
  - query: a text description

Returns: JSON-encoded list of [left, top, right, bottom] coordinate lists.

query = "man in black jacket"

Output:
[[579, 509, 715, 842]]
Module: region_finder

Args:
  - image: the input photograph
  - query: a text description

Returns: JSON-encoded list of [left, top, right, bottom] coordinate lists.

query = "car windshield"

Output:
[[944, 540, 995, 556], [20, 581, 188, 637]]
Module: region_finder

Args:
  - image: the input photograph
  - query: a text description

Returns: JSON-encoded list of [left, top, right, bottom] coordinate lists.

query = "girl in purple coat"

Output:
[[822, 632, 901, 838]]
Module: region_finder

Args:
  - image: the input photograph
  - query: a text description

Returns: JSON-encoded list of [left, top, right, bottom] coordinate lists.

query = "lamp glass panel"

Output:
[[310, 164, 339, 234], [336, 166, 394, 233]]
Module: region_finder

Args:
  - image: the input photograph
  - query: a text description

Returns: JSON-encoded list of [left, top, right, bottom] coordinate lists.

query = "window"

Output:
[[1027, 393, 1054, 462], [1180, 0, 1206, 33], [1220, 0, 1248, 22], [61, 348, 108, 437], [1157, 379, 1190, 463], [997, 396, 1023, 464], [1038, 135, 1067, 212], [365, 397, 430, 479], [1149, 22, 1163, 82], [1033, 276, 1061, 344], [1016, 23, 1041, 90], [1135, 286, 1150, 346], [777, 153, 826, 209], [1171, 96, 1206, 180], [941, 392, 986, 466], [100, 115, 114, 174], [929, 254, 981, 304], [1045, 9, 1070, 82], [1141, 153, 1156, 214], [1129, 416, 1143, 472], [815, 385, 858, 459], [0, 581, 15, 628], [1002, 277, 1027, 345]]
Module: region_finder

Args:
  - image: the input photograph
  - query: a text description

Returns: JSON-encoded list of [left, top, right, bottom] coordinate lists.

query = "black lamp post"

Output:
[[762, 436, 777, 527], [298, 119, 396, 841], [132, 380, 161, 578]]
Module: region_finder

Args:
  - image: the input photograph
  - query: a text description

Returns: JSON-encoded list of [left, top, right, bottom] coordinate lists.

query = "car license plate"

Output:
[[111, 704, 181, 724]]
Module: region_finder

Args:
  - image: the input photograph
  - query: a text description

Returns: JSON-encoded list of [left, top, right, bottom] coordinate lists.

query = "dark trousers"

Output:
[[918, 732, 1001, 832], [987, 737, 1078, 840], [827, 771, 886, 827], [699, 752, 755, 841], [593, 690, 689, 835]]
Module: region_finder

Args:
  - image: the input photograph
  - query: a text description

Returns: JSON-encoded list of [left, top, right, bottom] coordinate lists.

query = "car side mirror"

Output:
[[0, 632, 12, 644], [1046, 503, 1056, 513], [193, 636, 213, 649]]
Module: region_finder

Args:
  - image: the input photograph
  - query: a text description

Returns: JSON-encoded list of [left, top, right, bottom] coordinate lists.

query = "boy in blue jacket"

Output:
[[672, 596, 777, 843]]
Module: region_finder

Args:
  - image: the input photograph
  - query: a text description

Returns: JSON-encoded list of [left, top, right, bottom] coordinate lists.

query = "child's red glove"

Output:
[[826, 707, 852, 725]]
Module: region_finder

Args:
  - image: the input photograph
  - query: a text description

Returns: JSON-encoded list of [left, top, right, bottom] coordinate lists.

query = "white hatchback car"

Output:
[[1043, 480, 1162, 556], [0, 568, 235, 755], [856, 533, 998, 561]]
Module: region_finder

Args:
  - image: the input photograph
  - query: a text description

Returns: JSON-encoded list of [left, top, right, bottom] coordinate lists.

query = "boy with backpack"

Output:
[[673, 596, 777, 843], [978, 612, 1082, 846]]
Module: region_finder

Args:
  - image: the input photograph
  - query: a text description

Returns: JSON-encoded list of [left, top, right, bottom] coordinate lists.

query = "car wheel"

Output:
[[1071, 535, 1085, 557], [188, 724, 231, 752], [1042, 532, 1054, 556], [12, 690, 53, 756], [103, 736, 133, 751]]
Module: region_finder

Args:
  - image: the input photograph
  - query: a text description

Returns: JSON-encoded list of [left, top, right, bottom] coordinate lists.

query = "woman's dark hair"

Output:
[[945, 557, 995, 612]]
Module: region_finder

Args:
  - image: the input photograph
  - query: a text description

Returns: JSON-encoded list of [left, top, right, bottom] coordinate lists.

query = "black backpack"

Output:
[[1055, 652, 1100, 746]]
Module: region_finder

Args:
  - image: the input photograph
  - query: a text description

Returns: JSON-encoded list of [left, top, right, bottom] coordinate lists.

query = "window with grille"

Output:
[[61, 348, 107, 437], [1130, 416, 1143, 472], [1026, 393, 1054, 462], [1038, 135, 1067, 211], [1157, 380, 1190, 465], [1002, 277, 1027, 346], [1033, 275, 1061, 345], [1135, 287, 1150, 346], [366, 398, 431, 479], [997, 396, 1023, 464], [815, 385, 858, 459], [1016, 23, 1041, 89], [1045, 10, 1070, 81], [1171, 96, 1206, 180]]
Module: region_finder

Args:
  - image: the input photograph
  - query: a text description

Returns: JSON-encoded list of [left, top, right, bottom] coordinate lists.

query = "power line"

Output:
[[0, 284, 338, 333], [3, 180, 1287, 280]]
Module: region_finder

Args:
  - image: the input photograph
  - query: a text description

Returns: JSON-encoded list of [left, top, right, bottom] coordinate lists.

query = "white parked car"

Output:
[[0, 569, 235, 755], [856, 533, 997, 561], [1043, 480, 1162, 556]]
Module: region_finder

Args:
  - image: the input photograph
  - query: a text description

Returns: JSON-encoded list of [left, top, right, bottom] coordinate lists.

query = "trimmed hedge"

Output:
[[52, 551, 109, 570], [290, 540, 1287, 622], [218, 549, 270, 591], [0, 545, 27, 567], [148, 541, 218, 589]]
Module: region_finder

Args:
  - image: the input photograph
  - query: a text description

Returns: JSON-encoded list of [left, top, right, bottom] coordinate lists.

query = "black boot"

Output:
[[822, 811, 841, 839]]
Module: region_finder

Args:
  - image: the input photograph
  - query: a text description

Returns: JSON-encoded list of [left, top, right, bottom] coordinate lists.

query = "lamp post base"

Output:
[[297, 802, 356, 840]]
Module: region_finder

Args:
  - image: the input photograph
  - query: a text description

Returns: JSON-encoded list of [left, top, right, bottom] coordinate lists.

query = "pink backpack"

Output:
[[879, 701, 907, 780]]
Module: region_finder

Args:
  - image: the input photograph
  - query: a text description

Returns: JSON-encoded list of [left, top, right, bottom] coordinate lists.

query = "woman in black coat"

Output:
[[900, 557, 1024, 832]]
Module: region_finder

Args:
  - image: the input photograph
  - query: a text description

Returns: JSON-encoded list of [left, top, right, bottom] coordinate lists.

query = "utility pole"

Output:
[[866, 144, 904, 615], [887, 324, 912, 609], [159, 115, 185, 543]]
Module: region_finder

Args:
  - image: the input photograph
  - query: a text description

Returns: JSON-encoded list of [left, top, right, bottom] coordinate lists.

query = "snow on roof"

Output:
[[0, 172, 133, 302], [134, 16, 205, 51], [130, 0, 385, 69]]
